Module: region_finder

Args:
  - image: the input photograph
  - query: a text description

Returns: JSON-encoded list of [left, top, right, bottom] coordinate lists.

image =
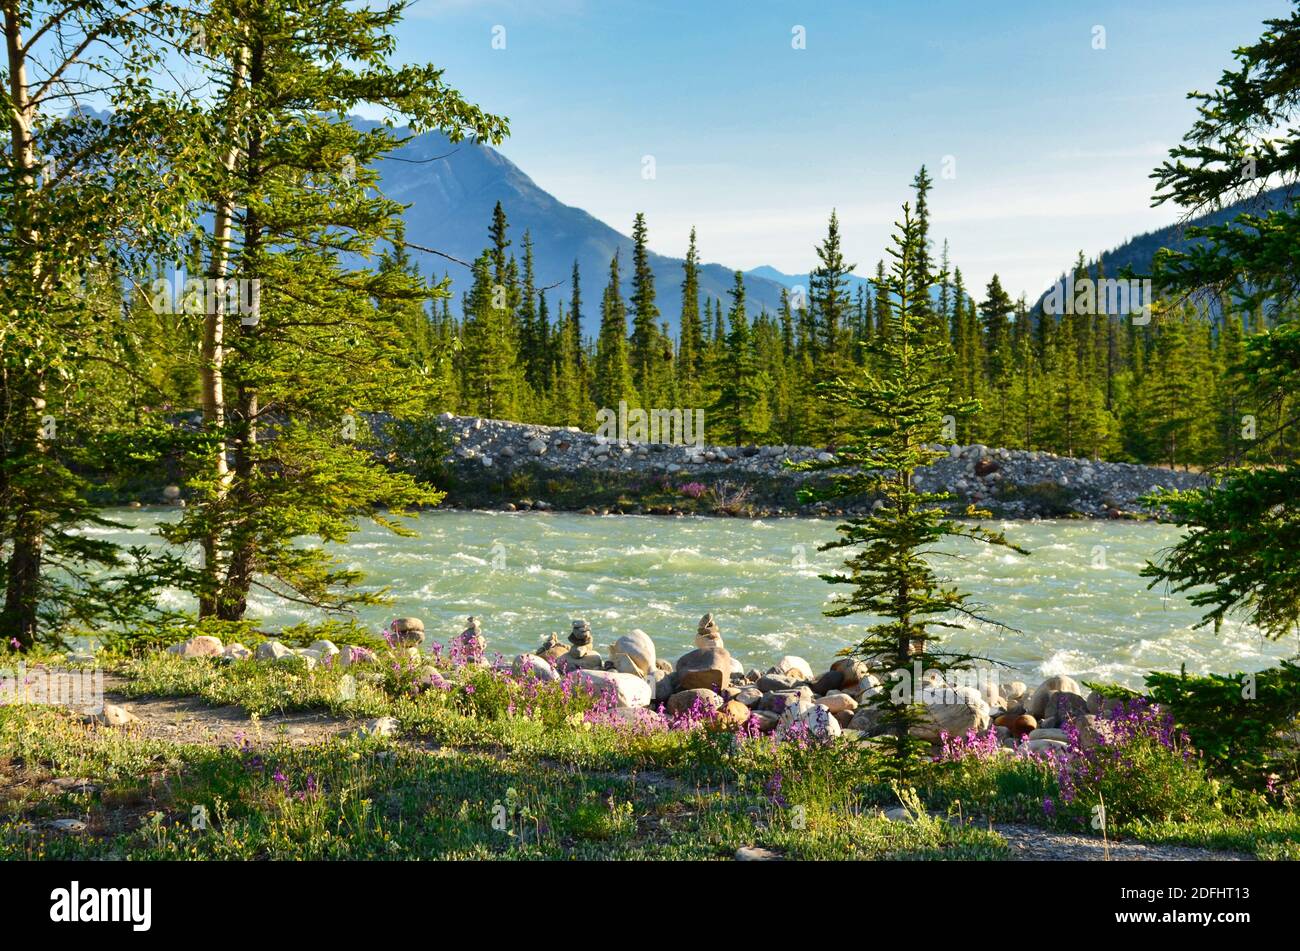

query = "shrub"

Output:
[[1052, 698, 1222, 828], [1144, 662, 1300, 796]]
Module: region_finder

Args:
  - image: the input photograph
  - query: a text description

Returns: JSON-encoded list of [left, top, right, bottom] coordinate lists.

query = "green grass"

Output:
[[0, 705, 1004, 860], [4, 650, 1296, 860]]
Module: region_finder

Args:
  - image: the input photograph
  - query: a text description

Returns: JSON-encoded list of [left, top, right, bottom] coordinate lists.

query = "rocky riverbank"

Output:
[[162, 612, 1107, 754], [435, 413, 1209, 519]]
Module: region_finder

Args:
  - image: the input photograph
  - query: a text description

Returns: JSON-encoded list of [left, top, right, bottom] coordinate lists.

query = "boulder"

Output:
[[338, 645, 375, 667], [1028, 727, 1069, 742], [808, 669, 845, 696], [844, 672, 884, 701], [815, 692, 857, 715], [255, 640, 292, 662], [1024, 737, 1068, 755], [562, 644, 605, 671], [168, 635, 224, 658], [776, 700, 842, 740], [1074, 714, 1106, 750], [571, 669, 652, 709], [847, 705, 886, 735], [830, 657, 872, 688], [717, 699, 752, 728], [1026, 675, 1083, 719], [750, 710, 780, 733], [756, 673, 798, 693], [513, 652, 560, 682], [611, 629, 656, 676], [734, 685, 764, 707], [389, 617, 425, 646], [356, 716, 400, 738], [223, 643, 252, 661], [1046, 691, 1089, 724], [666, 688, 723, 716], [770, 655, 813, 681], [756, 686, 813, 714], [910, 686, 990, 742], [95, 703, 138, 728], [309, 639, 340, 658], [651, 669, 674, 702], [674, 646, 733, 692], [994, 713, 1037, 738]]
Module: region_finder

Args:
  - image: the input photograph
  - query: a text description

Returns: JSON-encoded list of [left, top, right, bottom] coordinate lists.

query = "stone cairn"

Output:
[[164, 612, 1108, 753], [563, 619, 603, 670]]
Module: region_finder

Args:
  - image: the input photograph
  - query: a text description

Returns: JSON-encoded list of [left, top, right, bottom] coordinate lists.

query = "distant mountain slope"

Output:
[[745, 264, 875, 299], [372, 121, 790, 336], [1033, 183, 1296, 312]]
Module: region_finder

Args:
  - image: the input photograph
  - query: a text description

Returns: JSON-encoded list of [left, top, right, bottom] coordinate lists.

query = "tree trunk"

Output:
[[2, 3, 45, 647], [197, 43, 249, 617], [215, 35, 265, 620]]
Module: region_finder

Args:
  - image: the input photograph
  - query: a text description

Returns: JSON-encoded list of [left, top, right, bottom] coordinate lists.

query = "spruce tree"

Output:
[[678, 228, 706, 409], [593, 250, 635, 412], [793, 199, 1023, 777], [628, 213, 663, 407], [711, 271, 770, 444], [161, 0, 506, 621]]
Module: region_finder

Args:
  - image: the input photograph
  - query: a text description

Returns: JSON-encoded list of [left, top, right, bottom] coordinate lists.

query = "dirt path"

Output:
[[994, 823, 1249, 861], [76, 674, 363, 748]]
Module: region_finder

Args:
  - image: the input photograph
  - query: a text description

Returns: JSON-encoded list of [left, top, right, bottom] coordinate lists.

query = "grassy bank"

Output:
[[2, 650, 1297, 860]]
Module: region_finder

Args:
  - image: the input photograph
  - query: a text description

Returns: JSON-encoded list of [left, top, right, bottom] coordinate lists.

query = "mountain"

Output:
[[745, 264, 875, 299], [372, 121, 791, 337], [1033, 183, 1296, 313]]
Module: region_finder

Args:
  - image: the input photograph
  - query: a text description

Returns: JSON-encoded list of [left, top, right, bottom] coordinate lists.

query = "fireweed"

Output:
[[1052, 698, 1220, 826], [935, 700, 1222, 828]]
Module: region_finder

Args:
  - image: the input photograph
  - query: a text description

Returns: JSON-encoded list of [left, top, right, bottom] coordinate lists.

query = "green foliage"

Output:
[[792, 185, 1026, 778], [1059, 733, 1223, 829], [1139, 5, 1300, 646], [1144, 662, 1300, 792]]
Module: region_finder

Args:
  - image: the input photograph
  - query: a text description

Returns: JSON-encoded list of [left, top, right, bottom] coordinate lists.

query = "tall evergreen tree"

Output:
[[628, 212, 663, 407], [795, 197, 1023, 776], [593, 250, 635, 411], [711, 271, 770, 444], [678, 227, 706, 409], [165, 0, 506, 621]]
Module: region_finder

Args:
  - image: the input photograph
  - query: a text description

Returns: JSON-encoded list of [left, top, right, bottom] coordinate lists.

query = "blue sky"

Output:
[[381, 0, 1289, 300]]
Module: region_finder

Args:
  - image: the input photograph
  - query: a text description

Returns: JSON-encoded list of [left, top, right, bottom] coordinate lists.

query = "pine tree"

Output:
[[162, 0, 506, 621], [809, 210, 856, 361], [794, 198, 1023, 776], [711, 271, 770, 444], [978, 275, 1015, 445], [678, 227, 706, 409], [628, 213, 663, 407], [593, 250, 635, 412]]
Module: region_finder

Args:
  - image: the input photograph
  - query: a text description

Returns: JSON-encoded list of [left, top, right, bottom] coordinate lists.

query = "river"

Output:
[[84, 509, 1296, 688]]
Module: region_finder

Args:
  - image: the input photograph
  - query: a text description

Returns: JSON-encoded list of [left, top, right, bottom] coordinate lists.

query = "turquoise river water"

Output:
[[84, 509, 1296, 688]]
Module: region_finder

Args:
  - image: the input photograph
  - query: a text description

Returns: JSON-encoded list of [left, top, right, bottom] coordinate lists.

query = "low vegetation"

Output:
[[2, 637, 1296, 860]]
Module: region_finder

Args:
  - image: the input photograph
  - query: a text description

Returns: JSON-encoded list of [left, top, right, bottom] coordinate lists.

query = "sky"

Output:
[[379, 0, 1291, 301]]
